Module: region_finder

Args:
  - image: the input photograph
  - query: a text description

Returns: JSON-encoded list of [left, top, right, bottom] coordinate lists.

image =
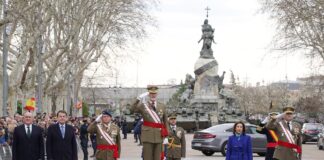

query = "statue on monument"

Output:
[[198, 19, 216, 59]]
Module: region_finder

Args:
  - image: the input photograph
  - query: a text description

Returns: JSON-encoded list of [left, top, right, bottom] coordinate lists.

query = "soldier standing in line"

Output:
[[266, 106, 302, 160], [88, 110, 121, 160], [131, 85, 168, 160], [166, 113, 186, 160]]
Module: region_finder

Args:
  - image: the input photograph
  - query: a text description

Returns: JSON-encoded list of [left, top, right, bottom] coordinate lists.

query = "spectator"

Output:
[[121, 118, 128, 139], [80, 117, 89, 160], [134, 118, 143, 145], [46, 110, 78, 160], [133, 116, 140, 143], [89, 118, 97, 158]]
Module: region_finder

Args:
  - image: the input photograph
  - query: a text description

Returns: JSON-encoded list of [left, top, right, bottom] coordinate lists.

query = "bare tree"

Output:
[[0, 0, 156, 115], [259, 0, 324, 62]]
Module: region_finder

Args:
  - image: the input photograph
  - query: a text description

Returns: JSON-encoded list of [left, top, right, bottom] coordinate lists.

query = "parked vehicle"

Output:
[[301, 123, 323, 144], [317, 128, 324, 150], [191, 123, 267, 156]]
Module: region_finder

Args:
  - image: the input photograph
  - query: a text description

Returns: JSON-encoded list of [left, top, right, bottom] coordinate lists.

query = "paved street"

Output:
[[78, 134, 323, 160]]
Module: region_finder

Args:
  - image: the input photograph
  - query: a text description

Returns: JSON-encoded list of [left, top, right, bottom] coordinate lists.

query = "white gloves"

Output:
[[261, 117, 269, 124], [271, 113, 285, 120], [95, 114, 102, 122], [137, 92, 149, 103], [163, 138, 169, 144], [275, 113, 285, 119]]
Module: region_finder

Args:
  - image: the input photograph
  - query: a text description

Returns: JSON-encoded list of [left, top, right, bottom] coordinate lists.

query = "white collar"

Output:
[[170, 125, 177, 129], [284, 120, 292, 124], [59, 123, 66, 127], [24, 124, 32, 132]]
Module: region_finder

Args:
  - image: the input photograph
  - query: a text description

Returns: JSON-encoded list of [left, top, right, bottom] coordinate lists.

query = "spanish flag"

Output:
[[25, 97, 36, 111], [75, 101, 82, 109]]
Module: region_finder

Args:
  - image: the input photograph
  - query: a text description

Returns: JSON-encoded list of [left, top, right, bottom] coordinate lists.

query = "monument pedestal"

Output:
[[190, 95, 219, 126]]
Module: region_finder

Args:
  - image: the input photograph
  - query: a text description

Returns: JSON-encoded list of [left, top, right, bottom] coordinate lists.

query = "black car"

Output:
[[301, 123, 323, 144]]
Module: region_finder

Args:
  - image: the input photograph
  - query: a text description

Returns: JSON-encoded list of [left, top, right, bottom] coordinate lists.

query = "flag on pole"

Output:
[[75, 101, 82, 109], [25, 97, 36, 111]]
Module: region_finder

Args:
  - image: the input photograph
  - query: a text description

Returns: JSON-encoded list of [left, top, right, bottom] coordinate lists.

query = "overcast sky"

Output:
[[87, 0, 321, 88]]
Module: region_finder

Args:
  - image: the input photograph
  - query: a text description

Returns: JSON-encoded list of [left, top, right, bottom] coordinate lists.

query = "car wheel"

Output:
[[319, 146, 323, 150], [221, 141, 227, 156], [257, 153, 266, 156], [202, 150, 215, 156]]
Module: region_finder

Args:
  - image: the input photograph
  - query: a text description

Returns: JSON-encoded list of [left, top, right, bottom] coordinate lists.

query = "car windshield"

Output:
[[304, 124, 323, 130]]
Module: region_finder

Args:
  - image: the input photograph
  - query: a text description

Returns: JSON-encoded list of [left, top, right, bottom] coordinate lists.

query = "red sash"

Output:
[[97, 144, 119, 158], [266, 142, 277, 148], [143, 121, 168, 137], [277, 141, 302, 153]]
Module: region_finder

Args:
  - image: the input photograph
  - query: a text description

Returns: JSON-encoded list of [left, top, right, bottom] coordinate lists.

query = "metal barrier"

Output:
[[0, 145, 12, 160]]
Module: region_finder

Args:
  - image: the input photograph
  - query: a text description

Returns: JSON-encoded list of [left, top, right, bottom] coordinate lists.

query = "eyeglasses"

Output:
[[286, 113, 293, 115]]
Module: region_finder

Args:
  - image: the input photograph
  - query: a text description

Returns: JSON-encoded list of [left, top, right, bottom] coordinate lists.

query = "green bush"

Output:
[[82, 102, 89, 117]]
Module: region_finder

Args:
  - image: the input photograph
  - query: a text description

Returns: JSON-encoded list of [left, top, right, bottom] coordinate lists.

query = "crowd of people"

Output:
[[0, 110, 146, 160], [0, 85, 303, 160]]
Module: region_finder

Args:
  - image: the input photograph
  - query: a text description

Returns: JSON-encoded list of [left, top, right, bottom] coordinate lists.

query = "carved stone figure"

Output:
[[198, 19, 216, 59]]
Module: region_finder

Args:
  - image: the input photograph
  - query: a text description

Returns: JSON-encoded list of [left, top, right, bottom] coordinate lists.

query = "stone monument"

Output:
[[166, 8, 245, 131], [188, 8, 228, 126]]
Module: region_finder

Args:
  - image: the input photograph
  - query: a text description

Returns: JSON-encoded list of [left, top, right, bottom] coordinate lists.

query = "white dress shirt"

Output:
[[285, 120, 293, 131], [24, 124, 32, 134]]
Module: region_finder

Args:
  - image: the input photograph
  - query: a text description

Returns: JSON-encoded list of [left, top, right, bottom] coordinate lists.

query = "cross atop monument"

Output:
[[205, 6, 211, 18]]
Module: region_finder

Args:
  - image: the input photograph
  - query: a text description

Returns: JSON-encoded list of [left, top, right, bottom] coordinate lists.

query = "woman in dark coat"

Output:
[[226, 121, 253, 160]]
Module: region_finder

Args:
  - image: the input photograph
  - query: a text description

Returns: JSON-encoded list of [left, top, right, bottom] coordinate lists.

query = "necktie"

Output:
[[287, 122, 291, 131], [151, 101, 156, 111], [27, 126, 31, 138], [172, 126, 176, 134], [60, 125, 65, 138]]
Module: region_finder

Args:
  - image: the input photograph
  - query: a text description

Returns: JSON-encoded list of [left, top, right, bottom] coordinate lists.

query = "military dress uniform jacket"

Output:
[[266, 119, 302, 160], [256, 123, 277, 160], [166, 126, 186, 159], [131, 99, 168, 144], [88, 122, 121, 160]]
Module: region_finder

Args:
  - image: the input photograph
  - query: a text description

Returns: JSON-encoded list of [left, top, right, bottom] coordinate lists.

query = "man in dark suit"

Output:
[[46, 110, 78, 160], [12, 111, 44, 160]]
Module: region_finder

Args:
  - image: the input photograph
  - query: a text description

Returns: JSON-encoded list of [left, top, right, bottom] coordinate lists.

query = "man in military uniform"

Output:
[[88, 110, 121, 160], [266, 106, 302, 160], [131, 85, 168, 160], [166, 113, 186, 160], [256, 111, 279, 160]]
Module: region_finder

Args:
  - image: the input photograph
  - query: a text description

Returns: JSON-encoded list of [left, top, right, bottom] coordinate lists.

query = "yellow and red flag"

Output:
[[75, 101, 82, 109], [25, 97, 36, 111]]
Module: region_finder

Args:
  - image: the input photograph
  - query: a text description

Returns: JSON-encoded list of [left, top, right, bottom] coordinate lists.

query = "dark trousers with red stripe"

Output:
[[265, 147, 275, 160]]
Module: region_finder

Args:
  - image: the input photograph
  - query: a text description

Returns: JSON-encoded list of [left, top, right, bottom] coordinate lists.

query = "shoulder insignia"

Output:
[[176, 130, 182, 138]]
